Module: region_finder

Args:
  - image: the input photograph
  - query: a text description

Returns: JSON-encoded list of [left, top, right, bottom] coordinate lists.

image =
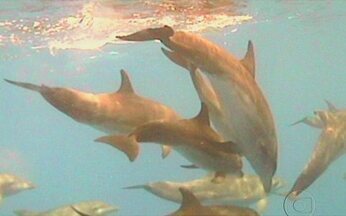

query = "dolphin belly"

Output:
[[206, 74, 277, 192]]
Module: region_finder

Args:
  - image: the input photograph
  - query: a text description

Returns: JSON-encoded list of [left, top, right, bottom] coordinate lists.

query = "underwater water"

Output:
[[1, 0, 346, 215]]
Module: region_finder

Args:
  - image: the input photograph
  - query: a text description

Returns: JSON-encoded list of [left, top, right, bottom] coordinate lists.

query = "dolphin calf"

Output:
[[96, 103, 243, 180], [167, 187, 259, 216], [5, 69, 180, 158], [14, 200, 117, 216], [0, 173, 35, 204], [125, 174, 285, 213], [289, 102, 346, 197], [117, 25, 278, 192]]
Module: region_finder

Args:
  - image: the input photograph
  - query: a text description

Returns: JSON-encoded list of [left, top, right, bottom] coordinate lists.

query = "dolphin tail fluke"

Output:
[[14, 210, 39, 216], [95, 135, 139, 162], [117, 26, 174, 42], [4, 79, 42, 92]]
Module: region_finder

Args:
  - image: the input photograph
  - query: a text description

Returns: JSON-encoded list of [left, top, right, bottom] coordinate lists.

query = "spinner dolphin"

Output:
[[125, 174, 286, 213], [117, 26, 278, 192], [290, 102, 346, 197], [0, 174, 35, 204], [5, 70, 180, 158]]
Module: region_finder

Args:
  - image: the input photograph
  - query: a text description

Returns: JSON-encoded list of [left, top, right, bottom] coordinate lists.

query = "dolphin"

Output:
[[96, 103, 243, 181], [289, 106, 346, 197], [0, 173, 35, 204], [117, 25, 278, 192], [125, 174, 286, 213], [167, 187, 259, 216], [291, 100, 346, 129], [4, 69, 180, 158], [14, 200, 118, 216]]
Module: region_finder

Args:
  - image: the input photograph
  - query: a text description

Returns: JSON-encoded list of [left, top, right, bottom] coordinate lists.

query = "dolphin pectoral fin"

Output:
[[180, 164, 199, 169], [240, 40, 255, 78], [211, 172, 226, 183], [289, 128, 343, 197], [95, 135, 139, 162], [117, 26, 174, 41], [4, 79, 42, 92], [161, 145, 172, 159]]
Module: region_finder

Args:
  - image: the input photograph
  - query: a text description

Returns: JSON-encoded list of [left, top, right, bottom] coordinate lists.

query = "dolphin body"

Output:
[[96, 103, 243, 180], [117, 26, 278, 192], [290, 102, 346, 197], [14, 201, 117, 216], [5, 70, 180, 158], [125, 174, 285, 213], [0, 174, 35, 204], [167, 188, 259, 216]]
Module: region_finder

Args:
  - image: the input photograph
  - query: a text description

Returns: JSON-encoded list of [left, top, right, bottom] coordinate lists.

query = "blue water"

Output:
[[1, 0, 346, 215]]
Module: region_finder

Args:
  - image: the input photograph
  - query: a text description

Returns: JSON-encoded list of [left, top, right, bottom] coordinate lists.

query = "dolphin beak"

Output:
[[25, 182, 36, 190], [100, 206, 119, 214]]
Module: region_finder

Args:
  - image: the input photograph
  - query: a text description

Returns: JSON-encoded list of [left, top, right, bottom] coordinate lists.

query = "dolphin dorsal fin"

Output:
[[179, 187, 202, 210], [241, 40, 255, 78], [325, 100, 338, 112], [193, 103, 210, 126], [117, 69, 135, 94]]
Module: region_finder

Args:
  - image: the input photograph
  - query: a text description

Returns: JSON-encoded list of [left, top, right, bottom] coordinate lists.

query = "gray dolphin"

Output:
[[14, 200, 117, 216], [289, 104, 346, 197], [125, 174, 286, 213], [96, 103, 243, 181], [167, 187, 259, 216], [0, 173, 35, 204], [117, 26, 278, 192], [4, 70, 180, 158]]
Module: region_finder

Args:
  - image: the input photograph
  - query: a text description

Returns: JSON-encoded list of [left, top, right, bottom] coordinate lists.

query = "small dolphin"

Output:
[[167, 187, 259, 216], [0, 173, 35, 204], [14, 200, 117, 216], [125, 174, 285, 213], [291, 100, 340, 128], [5, 70, 180, 158], [289, 106, 346, 197], [117, 26, 278, 192], [96, 103, 243, 180]]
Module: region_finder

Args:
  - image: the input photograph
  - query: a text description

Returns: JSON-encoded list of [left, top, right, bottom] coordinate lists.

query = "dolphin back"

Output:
[[4, 79, 42, 92], [14, 210, 40, 216]]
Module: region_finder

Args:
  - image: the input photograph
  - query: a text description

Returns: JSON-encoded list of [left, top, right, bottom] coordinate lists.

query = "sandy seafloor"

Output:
[[1, 0, 346, 215]]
